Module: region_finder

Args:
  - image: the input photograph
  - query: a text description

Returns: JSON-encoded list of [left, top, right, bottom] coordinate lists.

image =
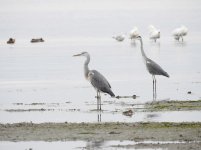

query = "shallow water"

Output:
[[0, 0, 201, 124], [0, 103, 201, 123], [0, 141, 199, 150]]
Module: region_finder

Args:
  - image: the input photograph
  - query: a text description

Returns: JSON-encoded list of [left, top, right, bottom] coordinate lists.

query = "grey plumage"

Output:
[[145, 58, 169, 77], [73, 52, 115, 110], [136, 36, 169, 100], [88, 70, 115, 97]]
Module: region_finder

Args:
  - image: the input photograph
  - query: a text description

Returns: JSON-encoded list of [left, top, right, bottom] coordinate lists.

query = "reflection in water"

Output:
[[174, 41, 187, 47], [149, 41, 161, 48], [144, 113, 160, 121], [130, 41, 137, 47], [97, 111, 102, 122], [86, 140, 105, 150], [97, 95, 102, 122]]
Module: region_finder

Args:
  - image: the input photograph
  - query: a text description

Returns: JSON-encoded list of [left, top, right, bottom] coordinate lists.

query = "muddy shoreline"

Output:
[[145, 100, 201, 111], [0, 122, 201, 142]]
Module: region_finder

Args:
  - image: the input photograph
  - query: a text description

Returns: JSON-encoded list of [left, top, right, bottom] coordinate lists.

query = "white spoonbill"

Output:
[[149, 25, 160, 42]]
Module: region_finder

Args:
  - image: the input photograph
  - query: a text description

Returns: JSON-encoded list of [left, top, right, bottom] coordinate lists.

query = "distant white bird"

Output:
[[149, 25, 160, 42], [129, 27, 140, 41], [112, 34, 125, 42], [172, 25, 188, 41]]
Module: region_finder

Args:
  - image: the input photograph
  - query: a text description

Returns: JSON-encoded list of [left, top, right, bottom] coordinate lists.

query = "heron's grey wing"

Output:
[[146, 58, 169, 77], [89, 70, 111, 88], [88, 70, 115, 97]]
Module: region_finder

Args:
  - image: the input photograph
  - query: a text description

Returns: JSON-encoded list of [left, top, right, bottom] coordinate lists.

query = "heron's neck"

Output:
[[84, 54, 90, 79], [139, 38, 147, 60]]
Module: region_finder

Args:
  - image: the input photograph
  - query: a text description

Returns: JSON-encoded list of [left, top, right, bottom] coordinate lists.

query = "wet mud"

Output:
[[0, 122, 201, 142]]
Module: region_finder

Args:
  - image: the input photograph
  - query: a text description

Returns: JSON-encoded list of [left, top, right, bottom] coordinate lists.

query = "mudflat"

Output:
[[0, 122, 201, 142]]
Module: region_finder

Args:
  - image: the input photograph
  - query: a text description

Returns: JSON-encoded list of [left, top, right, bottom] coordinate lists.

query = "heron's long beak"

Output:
[[73, 53, 82, 57]]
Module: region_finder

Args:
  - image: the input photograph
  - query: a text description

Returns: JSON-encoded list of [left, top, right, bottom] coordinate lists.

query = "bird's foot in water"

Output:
[[95, 96, 101, 99]]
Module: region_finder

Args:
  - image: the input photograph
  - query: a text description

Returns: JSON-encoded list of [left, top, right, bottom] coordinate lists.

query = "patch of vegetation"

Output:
[[145, 100, 201, 111], [139, 122, 201, 129], [5, 108, 54, 112], [79, 132, 96, 134]]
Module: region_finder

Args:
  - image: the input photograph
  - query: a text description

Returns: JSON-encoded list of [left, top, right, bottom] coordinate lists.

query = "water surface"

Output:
[[0, 0, 201, 123]]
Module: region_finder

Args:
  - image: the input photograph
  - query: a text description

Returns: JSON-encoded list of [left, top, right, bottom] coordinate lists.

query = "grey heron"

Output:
[[136, 36, 169, 100], [73, 52, 115, 110]]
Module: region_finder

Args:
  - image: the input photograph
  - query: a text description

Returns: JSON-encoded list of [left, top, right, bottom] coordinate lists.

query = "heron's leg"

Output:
[[99, 92, 102, 111], [97, 92, 102, 122], [100, 112, 102, 122], [154, 76, 157, 100], [98, 113, 100, 122], [97, 91, 101, 110], [97, 91, 99, 110], [97, 109, 102, 122], [152, 75, 155, 100]]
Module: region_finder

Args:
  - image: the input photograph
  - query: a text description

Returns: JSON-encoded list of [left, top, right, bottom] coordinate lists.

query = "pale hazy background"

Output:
[[0, 0, 201, 123]]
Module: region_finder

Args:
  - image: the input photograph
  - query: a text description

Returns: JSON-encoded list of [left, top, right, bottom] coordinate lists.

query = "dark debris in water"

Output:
[[5, 108, 54, 112], [187, 91, 192, 94], [123, 110, 134, 117], [109, 131, 121, 134], [5, 108, 80, 112], [13, 103, 23, 105], [116, 95, 138, 99]]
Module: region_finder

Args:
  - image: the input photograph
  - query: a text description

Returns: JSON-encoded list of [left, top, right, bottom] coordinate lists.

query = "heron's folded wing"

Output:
[[88, 70, 112, 90]]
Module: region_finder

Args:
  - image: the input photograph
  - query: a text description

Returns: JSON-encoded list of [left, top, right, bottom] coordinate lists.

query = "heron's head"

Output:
[[136, 35, 142, 40], [73, 51, 89, 57]]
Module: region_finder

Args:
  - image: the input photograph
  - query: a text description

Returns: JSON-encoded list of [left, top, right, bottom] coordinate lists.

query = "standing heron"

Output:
[[136, 36, 169, 100], [73, 52, 115, 110]]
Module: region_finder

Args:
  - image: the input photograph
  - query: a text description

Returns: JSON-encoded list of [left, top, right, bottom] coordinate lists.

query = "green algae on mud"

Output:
[[145, 100, 201, 111], [0, 122, 201, 142], [111, 142, 201, 150]]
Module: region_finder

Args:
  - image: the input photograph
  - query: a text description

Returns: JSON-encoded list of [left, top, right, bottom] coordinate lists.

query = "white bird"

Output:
[[112, 34, 125, 42], [129, 27, 140, 41], [172, 25, 188, 41], [149, 25, 160, 42]]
